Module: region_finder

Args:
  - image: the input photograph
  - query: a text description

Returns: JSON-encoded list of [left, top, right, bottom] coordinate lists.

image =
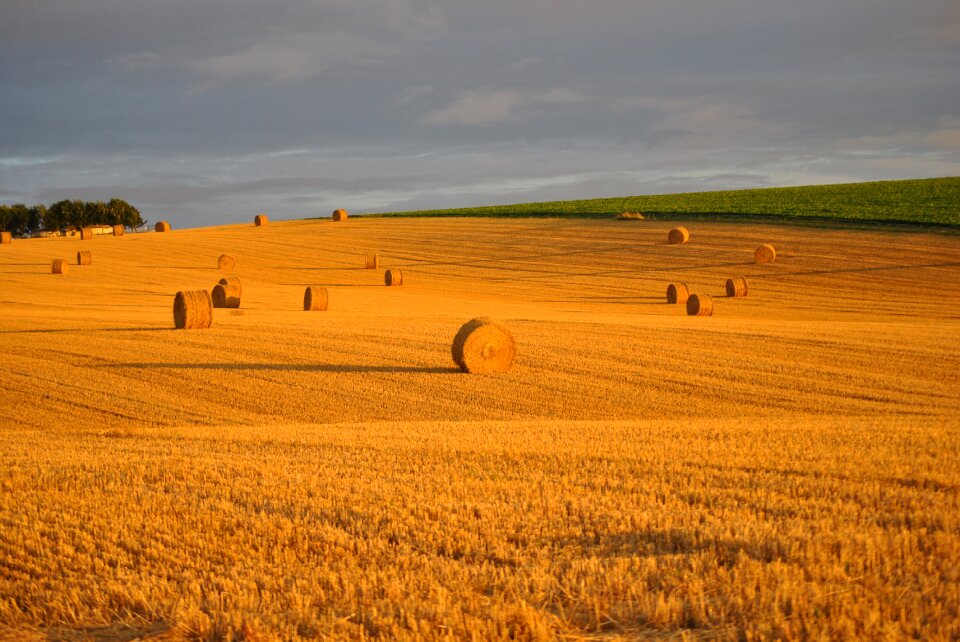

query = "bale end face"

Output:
[[52, 259, 68, 275], [76, 251, 92, 266], [666, 282, 689, 304], [211, 283, 241, 309], [332, 209, 348, 221], [254, 214, 268, 227], [174, 290, 213, 329], [303, 286, 328, 311], [385, 268, 403, 286], [755, 244, 777, 264], [451, 317, 516, 374], [155, 221, 171, 232], [726, 276, 748, 297], [218, 254, 237, 270], [668, 227, 690, 244], [0, 231, 11, 244], [686, 293, 714, 316]]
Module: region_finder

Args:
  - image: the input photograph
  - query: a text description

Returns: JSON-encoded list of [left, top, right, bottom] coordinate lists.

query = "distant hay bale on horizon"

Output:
[[76, 251, 92, 266], [726, 276, 748, 297], [755, 244, 777, 264], [211, 282, 241, 309], [668, 227, 690, 244], [385, 268, 403, 286], [666, 282, 689, 304], [451, 317, 516, 374], [686, 293, 714, 316], [617, 212, 645, 220], [254, 214, 268, 227], [1, 231, 11, 244], [155, 221, 171, 233], [365, 253, 379, 269], [174, 290, 213, 329], [218, 276, 242, 297], [80, 228, 94, 241], [51, 259, 68, 275], [303, 286, 328, 311], [112, 224, 124, 236], [332, 209, 348, 222], [218, 254, 236, 270]]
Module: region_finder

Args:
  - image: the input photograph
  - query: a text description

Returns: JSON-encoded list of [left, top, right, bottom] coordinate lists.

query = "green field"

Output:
[[368, 177, 960, 227]]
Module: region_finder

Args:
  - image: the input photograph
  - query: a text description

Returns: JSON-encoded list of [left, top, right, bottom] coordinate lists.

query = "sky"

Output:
[[1, 0, 958, 228]]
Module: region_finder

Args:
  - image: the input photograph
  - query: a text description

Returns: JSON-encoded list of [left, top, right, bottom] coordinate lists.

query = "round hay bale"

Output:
[[364, 253, 379, 269], [668, 227, 690, 244], [332, 209, 348, 222], [113, 224, 124, 236], [77, 251, 92, 266], [52, 259, 68, 275], [384, 268, 403, 286], [218, 254, 236, 270], [218, 276, 242, 297], [755, 244, 776, 264], [303, 286, 328, 311], [725, 276, 748, 297], [451, 317, 517, 374], [686, 293, 714, 316], [211, 282, 241, 309], [254, 214, 268, 227], [155, 221, 171, 233], [0, 231, 11, 244], [80, 228, 94, 241], [666, 282, 689, 304], [173, 290, 213, 329]]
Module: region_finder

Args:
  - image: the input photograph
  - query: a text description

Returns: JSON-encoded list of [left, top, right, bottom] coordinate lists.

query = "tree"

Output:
[[46, 200, 85, 232], [107, 198, 144, 229]]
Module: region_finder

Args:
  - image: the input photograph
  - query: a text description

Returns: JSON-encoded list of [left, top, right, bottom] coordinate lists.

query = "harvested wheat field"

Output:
[[1, 217, 959, 641]]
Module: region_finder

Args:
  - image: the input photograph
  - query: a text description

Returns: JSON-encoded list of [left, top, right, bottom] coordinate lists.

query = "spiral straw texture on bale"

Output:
[[173, 290, 213, 329], [332, 209, 348, 222], [666, 283, 689, 304], [385, 268, 403, 286], [726, 276, 748, 297], [254, 214, 268, 227], [755, 244, 777, 264], [113, 225, 124, 236], [452, 318, 517, 374], [687, 293, 714, 316], [668, 227, 690, 244], [155, 221, 171, 232], [211, 282, 241, 309], [218, 276, 242, 297], [51, 259, 68, 275], [77, 251, 92, 266], [303, 286, 328, 311], [218, 254, 237, 270], [80, 228, 94, 241], [365, 253, 379, 269], [1, 231, 11, 244]]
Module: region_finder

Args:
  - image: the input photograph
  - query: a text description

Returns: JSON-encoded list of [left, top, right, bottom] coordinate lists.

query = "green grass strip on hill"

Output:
[[367, 177, 960, 227]]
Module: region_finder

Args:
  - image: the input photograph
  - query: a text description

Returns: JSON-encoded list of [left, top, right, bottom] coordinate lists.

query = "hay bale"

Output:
[[76, 251, 92, 266], [384, 268, 403, 286], [726, 276, 748, 297], [80, 228, 94, 241], [303, 286, 328, 311], [364, 253, 379, 269], [617, 212, 644, 220], [0, 231, 11, 244], [112, 224, 124, 236], [755, 244, 777, 264], [173, 290, 213, 329], [218, 276, 242, 297], [668, 227, 690, 244], [218, 254, 236, 270], [686, 293, 714, 316], [211, 282, 241, 309], [51, 259, 68, 275], [254, 214, 268, 227], [451, 317, 517, 374], [155, 221, 171, 233], [666, 282, 689, 304], [332, 209, 348, 222]]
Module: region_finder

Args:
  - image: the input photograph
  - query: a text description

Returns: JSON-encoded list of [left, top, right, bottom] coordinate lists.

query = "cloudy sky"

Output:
[[1, 0, 958, 227]]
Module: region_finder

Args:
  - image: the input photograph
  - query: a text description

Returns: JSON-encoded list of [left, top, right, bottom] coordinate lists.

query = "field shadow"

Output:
[[0, 327, 168, 334], [748, 261, 960, 280], [103, 362, 459, 374]]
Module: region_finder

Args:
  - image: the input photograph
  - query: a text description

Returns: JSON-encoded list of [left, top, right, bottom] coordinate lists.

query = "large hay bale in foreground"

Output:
[[384, 268, 403, 286], [51, 259, 68, 275], [332, 209, 348, 222], [173, 290, 213, 329], [303, 286, 328, 311], [76, 251, 92, 266], [218, 276, 242, 297], [668, 227, 690, 244], [254, 214, 268, 227], [755, 244, 777, 264], [155, 221, 171, 232], [726, 276, 748, 297], [218, 254, 236, 270], [452, 317, 517, 374], [211, 282, 241, 309], [364, 253, 379, 269], [666, 282, 689, 304], [0, 232, 11, 244], [686, 293, 714, 316], [80, 228, 94, 241]]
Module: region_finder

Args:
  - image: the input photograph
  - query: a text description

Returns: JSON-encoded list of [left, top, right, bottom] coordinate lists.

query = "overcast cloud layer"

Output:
[[2, 0, 958, 227]]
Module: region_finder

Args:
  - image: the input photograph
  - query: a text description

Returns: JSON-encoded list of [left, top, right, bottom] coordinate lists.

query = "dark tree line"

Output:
[[0, 199, 145, 237]]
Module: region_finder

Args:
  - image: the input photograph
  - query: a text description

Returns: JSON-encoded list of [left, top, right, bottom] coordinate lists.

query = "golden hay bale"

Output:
[[666, 282, 689, 304], [726, 276, 748, 297], [254, 214, 268, 227], [332, 209, 348, 222], [173, 290, 213, 329], [617, 212, 645, 220], [686, 293, 714, 316], [755, 244, 777, 264], [155, 221, 171, 232], [303, 286, 328, 311], [0, 231, 11, 244], [51, 259, 68, 275], [451, 317, 517, 374], [218, 276, 242, 297], [218, 254, 236, 270], [80, 228, 94, 241], [668, 227, 690, 244], [76, 251, 92, 266], [112, 224, 124, 236], [211, 282, 241, 309], [384, 268, 403, 286], [364, 253, 379, 269]]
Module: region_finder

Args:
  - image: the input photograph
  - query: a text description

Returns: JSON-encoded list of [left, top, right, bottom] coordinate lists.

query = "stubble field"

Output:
[[0, 217, 958, 640]]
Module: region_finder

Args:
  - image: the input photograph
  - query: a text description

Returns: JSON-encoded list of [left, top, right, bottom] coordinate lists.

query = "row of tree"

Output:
[[0, 199, 145, 237]]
